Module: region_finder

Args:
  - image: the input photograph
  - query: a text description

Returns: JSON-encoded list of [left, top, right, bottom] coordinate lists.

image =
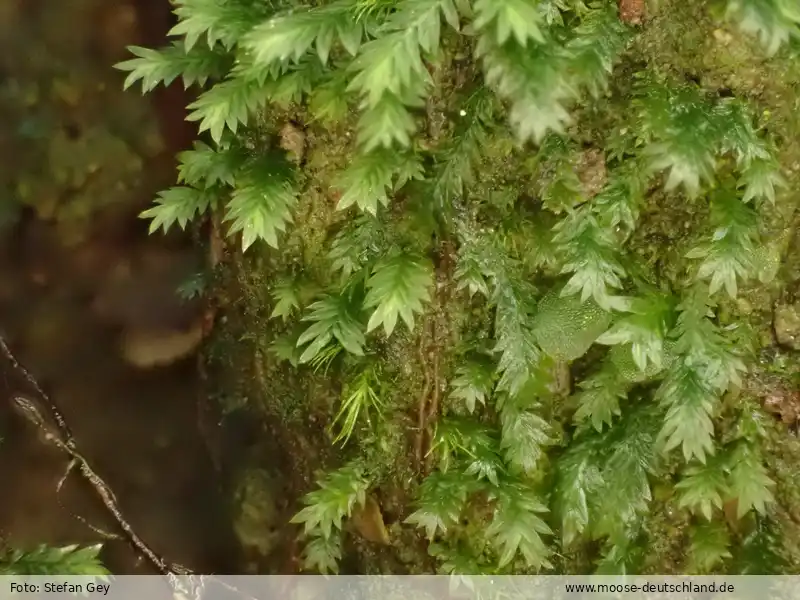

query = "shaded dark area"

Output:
[[0, 0, 237, 574]]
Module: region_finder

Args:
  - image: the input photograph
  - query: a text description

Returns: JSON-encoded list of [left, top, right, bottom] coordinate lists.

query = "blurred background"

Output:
[[0, 0, 237, 573]]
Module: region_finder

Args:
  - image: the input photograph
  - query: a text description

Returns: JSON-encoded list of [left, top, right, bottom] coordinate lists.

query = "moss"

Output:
[[609, 340, 676, 383], [532, 290, 612, 361], [639, 501, 691, 575], [199, 0, 800, 575], [202, 104, 441, 570]]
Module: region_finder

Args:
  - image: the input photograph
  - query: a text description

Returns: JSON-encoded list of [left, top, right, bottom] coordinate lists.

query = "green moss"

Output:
[[184, 0, 800, 575], [532, 290, 612, 361], [639, 501, 691, 575], [609, 340, 676, 383]]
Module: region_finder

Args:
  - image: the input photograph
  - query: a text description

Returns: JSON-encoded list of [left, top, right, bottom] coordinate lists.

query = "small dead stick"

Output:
[[422, 344, 440, 475], [0, 335, 181, 576], [413, 320, 433, 468], [53, 459, 122, 541], [421, 243, 451, 474], [1, 336, 264, 600]]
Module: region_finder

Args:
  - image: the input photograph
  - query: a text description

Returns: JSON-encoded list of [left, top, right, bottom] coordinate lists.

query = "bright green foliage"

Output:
[[428, 417, 500, 476], [552, 448, 602, 547], [476, 1, 628, 143], [301, 533, 342, 574], [486, 480, 553, 570], [119, 0, 800, 576], [141, 186, 217, 234], [607, 341, 673, 383], [168, 0, 272, 51], [186, 77, 266, 143], [572, 368, 629, 432], [555, 402, 662, 573], [655, 287, 747, 463], [726, 440, 775, 518], [330, 363, 386, 444], [657, 361, 720, 463], [0, 543, 109, 576], [725, 0, 800, 55], [686, 189, 761, 298], [675, 457, 730, 521], [499, 403, 555, 474], [290, 463, 369, 545], [224, 151, 299, 250], [334, 150, 424, 214], [406, 470, 473, 539], [115, 42, 230, 93], [407, 469, 555, 571], [296, 294, 367, 363], [270, 280, 304, 322], [140, 145, 300, 251], [242, 3, 362, 66], [673, 401, 776, 534], [531, 287, 611, 361], [177, 141, 246, 188], [449, 356, 496, 413], [364, 253, 433, 337], [688, 521, 732, 573], [596, 293, 673, 372], [590, 405, 660, 543], [326, 215, 387, 282]]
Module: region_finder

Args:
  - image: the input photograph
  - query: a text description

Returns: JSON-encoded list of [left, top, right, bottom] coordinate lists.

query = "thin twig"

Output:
[[413, 321, 432, 468], [54, 458, 121, 540], [0, 334, 180, 576], [0, 334, 271, 600], [423, 240, 453, 474], [423, 336, 440, 476]]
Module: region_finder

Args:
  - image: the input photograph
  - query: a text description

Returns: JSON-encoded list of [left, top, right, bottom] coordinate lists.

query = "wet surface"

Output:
[[0, 0, 236, 574]]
